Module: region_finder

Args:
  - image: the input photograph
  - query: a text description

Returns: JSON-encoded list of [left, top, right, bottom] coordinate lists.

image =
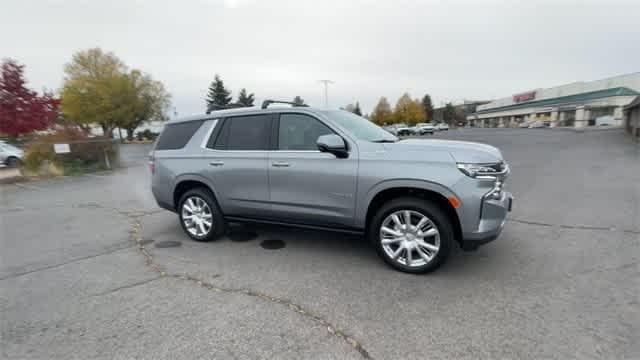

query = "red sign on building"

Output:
[[513, 91, 536, 103]]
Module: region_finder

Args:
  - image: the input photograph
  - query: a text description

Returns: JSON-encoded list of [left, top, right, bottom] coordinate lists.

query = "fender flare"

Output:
[[356, 178, 460, 228], [172, 173, 221, 207]]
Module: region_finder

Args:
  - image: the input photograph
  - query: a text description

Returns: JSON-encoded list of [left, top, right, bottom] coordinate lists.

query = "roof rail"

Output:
[[206, 103, 246, 114], [261, 99, 309, 109]]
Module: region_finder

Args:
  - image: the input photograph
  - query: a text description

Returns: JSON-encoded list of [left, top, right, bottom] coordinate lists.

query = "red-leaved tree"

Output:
[[0, 59, 59, 139]]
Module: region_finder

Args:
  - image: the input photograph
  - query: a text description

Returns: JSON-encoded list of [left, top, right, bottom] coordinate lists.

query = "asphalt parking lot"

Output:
[[1, 128, 638, 359]]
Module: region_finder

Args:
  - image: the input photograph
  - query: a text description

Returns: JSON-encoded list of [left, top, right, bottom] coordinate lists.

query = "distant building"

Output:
[[624, 96, 640, 139], [467, 73, 640, 128]]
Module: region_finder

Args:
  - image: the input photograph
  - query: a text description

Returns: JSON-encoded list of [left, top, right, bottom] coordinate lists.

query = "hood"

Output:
[[385, 138, 503, 163]]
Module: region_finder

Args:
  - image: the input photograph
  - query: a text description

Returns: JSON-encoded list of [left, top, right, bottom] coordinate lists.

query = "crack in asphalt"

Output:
[[507, 217, 639, 234], [91, 276, 163, 297], [0, 242, 134, 281], [115, 208, 372, 360]]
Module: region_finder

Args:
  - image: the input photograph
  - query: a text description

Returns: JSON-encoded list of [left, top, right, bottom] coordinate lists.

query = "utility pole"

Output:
[[318, 80, 334, 108]]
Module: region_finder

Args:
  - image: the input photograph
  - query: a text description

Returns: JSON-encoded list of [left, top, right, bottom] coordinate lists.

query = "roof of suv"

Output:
[[169, 106, 327, 125]]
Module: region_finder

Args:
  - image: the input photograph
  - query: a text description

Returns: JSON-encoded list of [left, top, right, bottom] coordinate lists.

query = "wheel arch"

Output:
[[362, 181, 463, 244], [172, 174, 220, 211]]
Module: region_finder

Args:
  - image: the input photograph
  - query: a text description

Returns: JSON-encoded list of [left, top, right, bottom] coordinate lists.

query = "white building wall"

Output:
[[477, 72, 640, 112], [470, 96, 637, 120]]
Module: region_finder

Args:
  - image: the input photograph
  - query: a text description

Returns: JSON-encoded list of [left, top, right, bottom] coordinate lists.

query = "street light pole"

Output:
[[318, 80, 334, 108]]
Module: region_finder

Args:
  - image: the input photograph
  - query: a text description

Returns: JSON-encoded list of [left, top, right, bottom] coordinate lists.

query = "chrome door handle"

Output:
[[272, 162, 290, 167], [209, 161, 224, 166]]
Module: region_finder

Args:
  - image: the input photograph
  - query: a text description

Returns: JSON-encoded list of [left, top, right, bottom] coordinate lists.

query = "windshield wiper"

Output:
[[371, 139, 397, 143]]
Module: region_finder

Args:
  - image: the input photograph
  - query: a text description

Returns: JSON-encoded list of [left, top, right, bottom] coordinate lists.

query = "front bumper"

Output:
[[461, 191, 513, 250]]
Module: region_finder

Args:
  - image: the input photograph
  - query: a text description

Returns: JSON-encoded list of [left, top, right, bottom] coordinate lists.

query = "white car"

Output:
[[0, 141, 24, 167], [383, 126, 398, 135], [417, 123, 435, 135], [396, 126, 413, 136], [528, 121, 546, 128], [519, 120, 534, 128], [435, 123, 449, 131]]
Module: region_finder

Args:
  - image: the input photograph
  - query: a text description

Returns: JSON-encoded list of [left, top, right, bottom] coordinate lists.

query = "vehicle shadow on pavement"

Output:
[[141, 210, 511, 278]]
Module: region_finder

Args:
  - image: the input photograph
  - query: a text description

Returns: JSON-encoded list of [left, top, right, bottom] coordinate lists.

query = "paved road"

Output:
[[1, 129, 638, 359]]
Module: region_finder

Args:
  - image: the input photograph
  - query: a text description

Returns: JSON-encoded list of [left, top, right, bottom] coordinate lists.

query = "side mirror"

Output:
[[317, 134, 348, 158]]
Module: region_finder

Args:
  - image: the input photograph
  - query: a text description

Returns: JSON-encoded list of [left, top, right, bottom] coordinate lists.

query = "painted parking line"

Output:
[[12, 182, 44, 191]]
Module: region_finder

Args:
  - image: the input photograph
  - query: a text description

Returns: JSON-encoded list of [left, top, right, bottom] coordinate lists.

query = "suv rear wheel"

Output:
[[178, 188, 226, 242], [369, 197, 452, 273]]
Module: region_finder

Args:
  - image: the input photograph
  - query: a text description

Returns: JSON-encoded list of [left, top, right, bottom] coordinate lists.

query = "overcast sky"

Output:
[[2, 0, 639, 117]]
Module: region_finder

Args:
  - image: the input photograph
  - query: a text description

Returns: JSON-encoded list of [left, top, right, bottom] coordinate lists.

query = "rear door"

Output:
[[202, 114, 273, 217], [268, 112, 358, 227]]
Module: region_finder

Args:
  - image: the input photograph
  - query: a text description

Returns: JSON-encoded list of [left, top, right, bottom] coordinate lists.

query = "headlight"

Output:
[[457, 162, 505, 178]]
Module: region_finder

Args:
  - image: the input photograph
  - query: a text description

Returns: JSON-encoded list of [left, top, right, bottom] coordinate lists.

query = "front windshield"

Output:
[[323, 110, 397, 142]]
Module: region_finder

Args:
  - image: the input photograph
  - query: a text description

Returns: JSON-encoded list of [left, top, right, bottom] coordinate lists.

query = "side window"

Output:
[[215, 115, 271, 151], [278, 114, 334, 151], [155, 120, 204, 150]]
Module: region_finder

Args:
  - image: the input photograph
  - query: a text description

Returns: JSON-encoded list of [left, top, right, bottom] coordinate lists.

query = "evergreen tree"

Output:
[[443, 102, 456, 125], [353, 101, 362, 116], [421, 94, 433, 122], [236, 88, 255, 107], [205, 74, 232, 112], [292, 96, 305, 105]]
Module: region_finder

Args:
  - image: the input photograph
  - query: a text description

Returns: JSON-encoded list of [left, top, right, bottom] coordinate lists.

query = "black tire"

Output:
[[178, 187, 226, 242], [6, 157, 19, 167], [368, 197, 453, 273]]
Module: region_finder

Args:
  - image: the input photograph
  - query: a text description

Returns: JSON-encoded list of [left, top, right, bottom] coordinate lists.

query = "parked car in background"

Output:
[[595, 115, 615, 126], [416, 123, 435, 135], [396, 125, 413, 136], [0, 141, 24, 167], [151, 102, 513, 273], [518, 120, 534, 128], [435, 123, 449, 131], [383, 125, 398, 135], [528, 121, 546, 128]]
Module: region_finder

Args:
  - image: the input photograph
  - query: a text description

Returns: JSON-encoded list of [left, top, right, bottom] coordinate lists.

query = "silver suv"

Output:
[[151, 101, 513, 273]]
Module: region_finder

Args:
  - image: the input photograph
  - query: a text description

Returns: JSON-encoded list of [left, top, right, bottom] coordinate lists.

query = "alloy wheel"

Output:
[[181, 196, 213, 237], [379, 210, 440, 267]]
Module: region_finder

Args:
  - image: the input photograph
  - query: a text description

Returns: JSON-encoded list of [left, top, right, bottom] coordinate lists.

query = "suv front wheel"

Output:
[[369, 197, 453, 273], [178, 188, 226, 242]]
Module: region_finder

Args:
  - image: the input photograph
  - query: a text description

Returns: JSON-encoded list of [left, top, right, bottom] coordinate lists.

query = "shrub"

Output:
[[23, 143, 55, 172], [135, 129, 159, 141], [21, 128, 119, 176]]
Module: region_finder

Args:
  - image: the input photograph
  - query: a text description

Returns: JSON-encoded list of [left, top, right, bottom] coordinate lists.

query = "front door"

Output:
[[268, 113, 358, 228], [202, 114, 272, 218]]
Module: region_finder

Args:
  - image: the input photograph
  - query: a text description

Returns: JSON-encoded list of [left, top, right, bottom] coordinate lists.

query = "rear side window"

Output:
[[214, 115, 271, 150], [155, 120, 204, 150]]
